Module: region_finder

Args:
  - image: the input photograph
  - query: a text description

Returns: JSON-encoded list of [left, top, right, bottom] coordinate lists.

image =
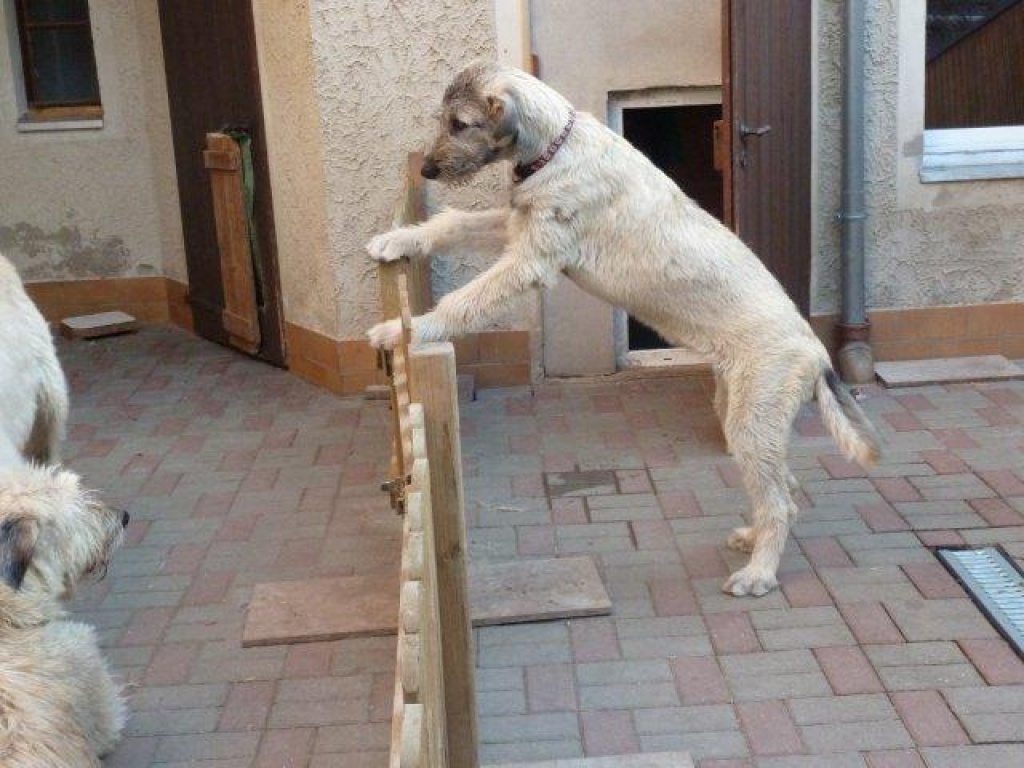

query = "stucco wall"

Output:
[[813, 0, 1024, 316], [251, 0, 338, 338], [308, 0, 537, 345], [0, 0, 184, 283]]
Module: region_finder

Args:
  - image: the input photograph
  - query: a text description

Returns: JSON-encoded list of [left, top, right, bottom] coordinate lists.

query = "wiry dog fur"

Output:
[[366, 62, 880, 596], [0, 253, 69, 469], [0, 464, 127, 766]]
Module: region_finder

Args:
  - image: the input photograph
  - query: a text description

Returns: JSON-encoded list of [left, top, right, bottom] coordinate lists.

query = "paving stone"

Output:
[[918, 744, 1024, 768], [943, 685, 1024, 742], [735, 700, 803, 756], [819, 567, 920, 603], [754, 755, 867, 768], [814, 646, 884, 694], [719, 650, 831, 701], [863, 750, 926, 768], [890, 691, 970, 746], [882, 598, 999, 642], [866, 641, 984, 691], [837, 601, 905, 644], [957, 637, 1024, 684]]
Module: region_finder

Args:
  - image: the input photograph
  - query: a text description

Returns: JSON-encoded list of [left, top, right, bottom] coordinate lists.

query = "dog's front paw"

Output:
[[366, 230, 426, 263], [722, 565, 778, 597], [367, 318, 403, 350]]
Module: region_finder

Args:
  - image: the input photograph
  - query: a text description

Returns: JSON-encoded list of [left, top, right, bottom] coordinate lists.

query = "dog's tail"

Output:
[[23, 366, 69, 465], [815, 367, 881, 469]]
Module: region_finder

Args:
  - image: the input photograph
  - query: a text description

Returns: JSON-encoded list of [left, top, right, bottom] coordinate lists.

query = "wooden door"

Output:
[[157, 1, 285, 365], [722, 0, 812, 315]]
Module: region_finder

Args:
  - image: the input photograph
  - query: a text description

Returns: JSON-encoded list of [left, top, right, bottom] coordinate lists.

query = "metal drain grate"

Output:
[[937, 546, 1024, 656]]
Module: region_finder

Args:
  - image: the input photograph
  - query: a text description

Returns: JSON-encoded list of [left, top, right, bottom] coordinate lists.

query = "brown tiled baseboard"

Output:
[[166, 278, 193, 333], [25, 276, 171, 324], [287, 323, 532, 396], [38, 278, 1019, 393], [812, 301, 1024, 362]]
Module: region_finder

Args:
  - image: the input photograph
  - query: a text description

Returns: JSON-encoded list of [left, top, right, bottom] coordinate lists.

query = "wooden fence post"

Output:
[[408, 342, 478, 768]]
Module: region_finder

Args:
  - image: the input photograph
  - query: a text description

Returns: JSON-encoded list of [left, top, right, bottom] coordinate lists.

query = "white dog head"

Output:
[[421, 62, 572, 183], [0, 464, 127, 621]]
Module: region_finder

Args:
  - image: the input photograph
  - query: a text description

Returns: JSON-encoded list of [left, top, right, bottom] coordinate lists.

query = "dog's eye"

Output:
[[450, 117, 468, 133]]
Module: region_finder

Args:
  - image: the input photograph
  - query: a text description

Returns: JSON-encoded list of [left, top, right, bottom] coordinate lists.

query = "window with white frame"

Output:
[[921, 0, 1024, 181], [13, 0, 102, 124]]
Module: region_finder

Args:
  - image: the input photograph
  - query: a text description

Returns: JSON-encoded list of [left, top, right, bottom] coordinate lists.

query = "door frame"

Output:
[[608, 86, 723, 370]]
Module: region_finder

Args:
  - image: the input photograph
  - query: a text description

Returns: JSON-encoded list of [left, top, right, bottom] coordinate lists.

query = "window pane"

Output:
[[925, 0, 1024, 129], [27, 26, 100, 105], [23, 0, 90, 24]]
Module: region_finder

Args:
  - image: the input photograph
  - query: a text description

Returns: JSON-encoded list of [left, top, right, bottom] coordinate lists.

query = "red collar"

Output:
[[513, 109, 576, 182]]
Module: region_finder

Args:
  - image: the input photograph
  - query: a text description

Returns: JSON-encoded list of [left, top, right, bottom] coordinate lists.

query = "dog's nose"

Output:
[[421, 158, 440, 179], [121, 510, 130, 528]]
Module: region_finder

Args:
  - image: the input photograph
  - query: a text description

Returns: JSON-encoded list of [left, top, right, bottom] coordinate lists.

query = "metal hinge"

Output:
[[381, 475, 410, 515]]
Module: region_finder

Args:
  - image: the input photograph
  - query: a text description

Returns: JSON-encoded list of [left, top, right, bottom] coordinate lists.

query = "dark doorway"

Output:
[[157, 1, 286, 365], [622, 103, 724, 350]]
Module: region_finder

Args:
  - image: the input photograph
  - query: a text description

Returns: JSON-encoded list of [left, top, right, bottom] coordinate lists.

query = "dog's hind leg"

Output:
[[721, 381, 802, 596]]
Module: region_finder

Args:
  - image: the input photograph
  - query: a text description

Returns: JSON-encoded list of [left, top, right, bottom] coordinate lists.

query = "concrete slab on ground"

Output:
[[876, 355, 1024, 387]]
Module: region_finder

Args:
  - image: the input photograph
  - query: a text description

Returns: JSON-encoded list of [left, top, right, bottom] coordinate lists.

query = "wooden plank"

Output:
[[241, 574, 398, 647], [408, 342, 478, 768], [205, 132, 261, 354], [243, 556, 612, 646], [470, 557, 612, 627], [400, 703, 423, 768], [60, 311, 138, 339], [875, 355, 1024, 388]]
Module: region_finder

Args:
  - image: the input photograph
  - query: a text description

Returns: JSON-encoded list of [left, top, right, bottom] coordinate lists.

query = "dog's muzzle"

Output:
[[121, 509, 130, 528]]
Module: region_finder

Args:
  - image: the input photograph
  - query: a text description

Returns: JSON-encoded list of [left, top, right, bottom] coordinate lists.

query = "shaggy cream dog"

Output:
[[0, 463, 128, 766], [0, 254, 69, 469], [366, 62, 880, 597]]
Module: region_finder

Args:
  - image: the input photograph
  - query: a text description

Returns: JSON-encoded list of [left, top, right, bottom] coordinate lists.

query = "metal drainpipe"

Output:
[[836, 0, 875, 383]]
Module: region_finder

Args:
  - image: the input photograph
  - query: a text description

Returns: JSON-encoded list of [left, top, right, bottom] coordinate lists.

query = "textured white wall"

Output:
[[813, 0, 1024, 315], [0, 0, 185, 283], [308, 0, 540, 344]]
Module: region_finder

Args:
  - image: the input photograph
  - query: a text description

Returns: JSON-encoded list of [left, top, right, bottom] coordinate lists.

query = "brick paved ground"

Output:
[[59, 327, 1024, 767]]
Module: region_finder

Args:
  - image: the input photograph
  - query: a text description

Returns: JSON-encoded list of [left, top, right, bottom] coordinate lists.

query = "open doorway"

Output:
[[608, 88, 723, 367]]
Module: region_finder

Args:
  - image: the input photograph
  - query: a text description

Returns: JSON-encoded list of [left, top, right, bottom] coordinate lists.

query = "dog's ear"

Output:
[[486, 92, 518, 144], [0, 518, 39, 590]]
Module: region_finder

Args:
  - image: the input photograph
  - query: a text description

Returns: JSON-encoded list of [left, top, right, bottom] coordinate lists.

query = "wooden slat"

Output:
[[204, 132, 261, 354], [408, 342, 478, 768], [410, 453, 447, 768]]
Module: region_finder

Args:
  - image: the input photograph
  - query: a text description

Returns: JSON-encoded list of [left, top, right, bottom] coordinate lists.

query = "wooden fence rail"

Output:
[[377, 153, 611, 768], [384, 272, 477, 768]]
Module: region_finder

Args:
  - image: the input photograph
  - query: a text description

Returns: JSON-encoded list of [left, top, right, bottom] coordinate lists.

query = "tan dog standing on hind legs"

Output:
[[367, 62, 880, 597]]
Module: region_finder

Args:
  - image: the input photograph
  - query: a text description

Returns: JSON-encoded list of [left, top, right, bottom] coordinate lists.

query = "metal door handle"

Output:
[[738, 123, 772, 167], [740, 123, 772, 139]]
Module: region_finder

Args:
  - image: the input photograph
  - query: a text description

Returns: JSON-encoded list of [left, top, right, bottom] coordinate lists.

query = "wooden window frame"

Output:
[[13, 0, 103, 122]]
